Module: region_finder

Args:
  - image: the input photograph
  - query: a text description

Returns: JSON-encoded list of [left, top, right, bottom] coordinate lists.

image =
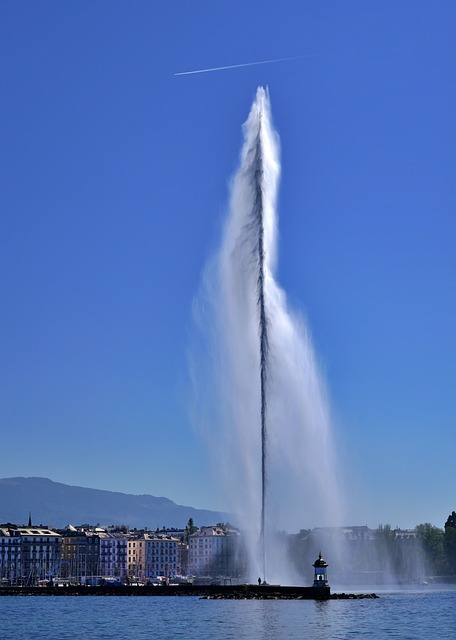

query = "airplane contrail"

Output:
[[174, 53, 328, 76]]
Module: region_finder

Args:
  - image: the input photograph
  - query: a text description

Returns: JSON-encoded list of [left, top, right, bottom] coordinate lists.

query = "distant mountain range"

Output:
[[0, 477, 231, 530]]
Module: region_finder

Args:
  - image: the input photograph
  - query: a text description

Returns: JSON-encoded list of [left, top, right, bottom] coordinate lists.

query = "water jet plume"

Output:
[[192, 87, 343, 584]]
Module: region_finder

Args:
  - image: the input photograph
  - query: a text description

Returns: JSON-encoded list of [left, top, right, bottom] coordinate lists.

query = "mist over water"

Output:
[[192, 87, 343, 583]]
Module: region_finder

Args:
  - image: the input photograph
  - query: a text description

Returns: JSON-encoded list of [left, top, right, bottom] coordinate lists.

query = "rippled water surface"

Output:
[[1, 588, 455, 639]]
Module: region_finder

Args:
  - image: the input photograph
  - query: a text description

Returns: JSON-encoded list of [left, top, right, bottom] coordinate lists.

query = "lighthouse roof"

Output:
[[313, 552, 328, 568]]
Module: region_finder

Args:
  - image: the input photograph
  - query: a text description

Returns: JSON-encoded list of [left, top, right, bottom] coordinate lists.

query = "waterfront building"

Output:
[[127, 534, 147, 580], [98, 532, 128, 578], [0, 524, 61, 585], [61, 527, 101, 581], [188, 525, 245, 578], [394, 529, 417, 540], [0, 526, 22, 584], [144, 536, 179, 579], [177, 539, 189, 576]]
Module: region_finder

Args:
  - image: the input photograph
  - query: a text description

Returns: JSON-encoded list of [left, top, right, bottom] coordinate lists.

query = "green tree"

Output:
[[184, 518, 197, 542], [444, 511, 456, 529], [444, 511, 456, 574], [416, 523, 445, 575]]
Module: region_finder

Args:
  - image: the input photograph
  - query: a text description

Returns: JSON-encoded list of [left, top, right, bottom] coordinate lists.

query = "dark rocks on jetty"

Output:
[[330, 593, 379, 600], [202, 592, 378, 600], [200, 588, 378, 600], [0, 584, 377, 600]]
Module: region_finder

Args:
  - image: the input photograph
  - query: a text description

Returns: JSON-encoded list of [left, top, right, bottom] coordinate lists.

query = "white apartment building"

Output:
[[0, 525, 61, 585], [188, 526, 244, 578], [0, 527, 21, 584], [98, 532, 127, 578], [145, 536, 179, 578]]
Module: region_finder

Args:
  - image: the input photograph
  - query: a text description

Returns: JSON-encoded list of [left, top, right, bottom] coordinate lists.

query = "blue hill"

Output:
[[0, 477, 232, 529]]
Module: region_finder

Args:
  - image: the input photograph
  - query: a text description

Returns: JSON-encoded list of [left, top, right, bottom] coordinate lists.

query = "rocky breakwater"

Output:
[[201, 588, 378, 600]]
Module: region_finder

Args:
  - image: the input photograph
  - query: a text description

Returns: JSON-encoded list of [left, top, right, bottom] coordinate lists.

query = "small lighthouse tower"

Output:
[[313, 552, 329, 587]]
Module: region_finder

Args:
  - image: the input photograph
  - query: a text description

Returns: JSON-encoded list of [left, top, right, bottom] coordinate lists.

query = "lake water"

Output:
[[1, 587, 455, 639]]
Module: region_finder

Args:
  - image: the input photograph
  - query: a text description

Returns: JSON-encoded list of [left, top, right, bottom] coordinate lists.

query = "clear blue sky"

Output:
[[1, 1, 455, 530]]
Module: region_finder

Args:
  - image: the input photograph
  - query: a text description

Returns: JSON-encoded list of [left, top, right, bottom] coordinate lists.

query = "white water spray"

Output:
[[192, 87, 343, 584]]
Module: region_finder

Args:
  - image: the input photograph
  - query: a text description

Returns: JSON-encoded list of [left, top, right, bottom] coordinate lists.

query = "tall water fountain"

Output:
[[192, 87, 342, 584]]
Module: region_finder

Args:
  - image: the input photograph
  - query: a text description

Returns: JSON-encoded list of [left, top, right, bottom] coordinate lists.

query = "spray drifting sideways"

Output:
[[192, 87, 342, 584]]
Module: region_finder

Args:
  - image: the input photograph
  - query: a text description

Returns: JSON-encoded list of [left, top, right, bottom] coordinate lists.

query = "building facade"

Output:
[[145, 536, 179, 578], [98, 532, 127, 578], [188, 526, 244, 578], [127, 534, 147, 579], [61, 528, 101, 581], [0, 525, 61, 585]]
